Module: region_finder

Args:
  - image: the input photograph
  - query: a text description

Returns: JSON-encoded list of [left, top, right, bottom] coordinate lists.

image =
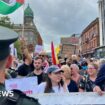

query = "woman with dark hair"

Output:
[[36, 65, 68, 93]]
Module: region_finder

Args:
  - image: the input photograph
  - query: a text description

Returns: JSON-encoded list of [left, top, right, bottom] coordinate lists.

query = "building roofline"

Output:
[[81, 17, 99, 36]]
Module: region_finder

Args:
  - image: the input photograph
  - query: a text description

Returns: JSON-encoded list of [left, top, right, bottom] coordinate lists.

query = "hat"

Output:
[[47, 65, 63, 73], [0, 26, 18, 60]]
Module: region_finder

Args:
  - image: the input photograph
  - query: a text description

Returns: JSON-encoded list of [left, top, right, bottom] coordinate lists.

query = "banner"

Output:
[[30, 92, 105, 105], [5, 77, 38, 95]]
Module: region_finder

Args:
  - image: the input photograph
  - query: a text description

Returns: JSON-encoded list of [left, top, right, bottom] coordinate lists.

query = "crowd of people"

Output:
[[5, 49, 105, 95], [0, 26, 105, 105]]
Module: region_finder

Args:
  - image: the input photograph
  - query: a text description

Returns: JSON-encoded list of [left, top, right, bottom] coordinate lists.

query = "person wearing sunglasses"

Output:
[[39, 51, 49, 69]]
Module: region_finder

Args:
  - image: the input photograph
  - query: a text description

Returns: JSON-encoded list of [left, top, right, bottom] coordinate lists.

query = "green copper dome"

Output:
[[24, 4, 34, 18]]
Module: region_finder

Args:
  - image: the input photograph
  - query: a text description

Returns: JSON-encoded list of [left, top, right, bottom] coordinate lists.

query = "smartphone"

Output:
[[60, 79, 64, 86]]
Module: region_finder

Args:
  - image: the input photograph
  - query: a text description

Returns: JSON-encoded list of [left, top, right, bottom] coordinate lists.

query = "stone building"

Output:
[[13, 4, 43, 53]]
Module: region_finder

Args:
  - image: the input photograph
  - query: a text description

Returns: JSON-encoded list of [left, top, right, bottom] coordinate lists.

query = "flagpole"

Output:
[[21, 2, 25, 59], [22, 2, 25, 38]]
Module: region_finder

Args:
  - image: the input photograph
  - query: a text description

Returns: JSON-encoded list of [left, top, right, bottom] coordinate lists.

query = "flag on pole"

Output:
[[0, 0, 24, 15], [51, 41, 56, 65], [55, 45, 60, 64]]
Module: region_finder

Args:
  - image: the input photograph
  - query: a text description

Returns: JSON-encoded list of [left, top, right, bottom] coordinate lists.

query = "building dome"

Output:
[[24, 4, 34, 18]]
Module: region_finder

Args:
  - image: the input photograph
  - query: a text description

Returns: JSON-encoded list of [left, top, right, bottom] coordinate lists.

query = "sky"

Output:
[[8, 0, 98, 52]]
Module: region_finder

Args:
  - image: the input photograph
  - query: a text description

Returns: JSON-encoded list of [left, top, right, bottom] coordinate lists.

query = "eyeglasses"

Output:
[[88, 68, 95, 70]]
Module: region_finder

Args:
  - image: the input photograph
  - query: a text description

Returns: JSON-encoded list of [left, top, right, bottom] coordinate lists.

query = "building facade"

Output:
[[60, 35, 79, 57], [13, 4, 43, 53], [81, 18, 100, 57], [93, 0, 105, 58]]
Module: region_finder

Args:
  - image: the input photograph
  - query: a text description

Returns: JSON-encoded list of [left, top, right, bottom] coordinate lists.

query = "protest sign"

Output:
[[5, 77, 38, 95], [35, 45, 43, 53]]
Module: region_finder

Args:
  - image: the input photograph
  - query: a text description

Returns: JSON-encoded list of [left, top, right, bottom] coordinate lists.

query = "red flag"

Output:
[[51, 42, 56, 65]]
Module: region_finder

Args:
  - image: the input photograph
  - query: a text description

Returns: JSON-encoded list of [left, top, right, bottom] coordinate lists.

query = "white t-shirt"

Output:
[[36, 82, 67, 93]]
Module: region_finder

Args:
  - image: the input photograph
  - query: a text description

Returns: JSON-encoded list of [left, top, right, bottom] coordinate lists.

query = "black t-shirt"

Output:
[[27, 71, 45, 84], [17, 63, 32, 76], [68, 80, 78, 92]]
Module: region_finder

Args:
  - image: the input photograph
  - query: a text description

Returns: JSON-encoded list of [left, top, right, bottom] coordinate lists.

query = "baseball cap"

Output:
[[47, 65, 63, 73]]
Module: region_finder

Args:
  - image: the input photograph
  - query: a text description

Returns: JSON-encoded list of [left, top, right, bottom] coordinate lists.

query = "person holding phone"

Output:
[[36, 65, 68, 93], [61, 65, 78, 92]]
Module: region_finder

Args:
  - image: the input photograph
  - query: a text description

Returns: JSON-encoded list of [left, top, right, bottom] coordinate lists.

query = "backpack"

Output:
[[0, 89, 41, 105]]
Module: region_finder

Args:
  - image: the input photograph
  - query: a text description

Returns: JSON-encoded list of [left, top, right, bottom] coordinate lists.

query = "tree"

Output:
[[14, 40, 22, 59], [0, 16, 13, 28]]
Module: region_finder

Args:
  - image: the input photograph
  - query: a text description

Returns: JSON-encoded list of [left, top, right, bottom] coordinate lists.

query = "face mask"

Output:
[[82, 66, 87, 71]]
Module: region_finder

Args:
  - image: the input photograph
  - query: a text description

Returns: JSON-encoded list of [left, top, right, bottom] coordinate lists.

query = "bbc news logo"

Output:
[[0, 91, 14, 97]]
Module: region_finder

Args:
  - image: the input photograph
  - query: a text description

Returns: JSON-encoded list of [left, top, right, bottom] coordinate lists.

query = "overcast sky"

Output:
[[8, 0, 98, 51]]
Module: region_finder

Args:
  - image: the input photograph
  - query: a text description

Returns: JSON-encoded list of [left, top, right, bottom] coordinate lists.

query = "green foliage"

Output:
[[0, 16, 13, 28], [14, 40, 22, 60]]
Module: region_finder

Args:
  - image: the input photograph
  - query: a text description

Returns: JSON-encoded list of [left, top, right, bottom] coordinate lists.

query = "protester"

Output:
[[71, 54, 81, 69], [66, 58, 72, 67], [61, 65, 78, 92], [71, 55, 78, 64], [70, 64, 82, 84], [17, 51, 32, 77], [39, 51, 49, 69], [80, 60, 88, 76], [36, 65, 68, 93], [59, 59, 66, 67], [27, 56, 45, 84], [79, 63, 98, 92]]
